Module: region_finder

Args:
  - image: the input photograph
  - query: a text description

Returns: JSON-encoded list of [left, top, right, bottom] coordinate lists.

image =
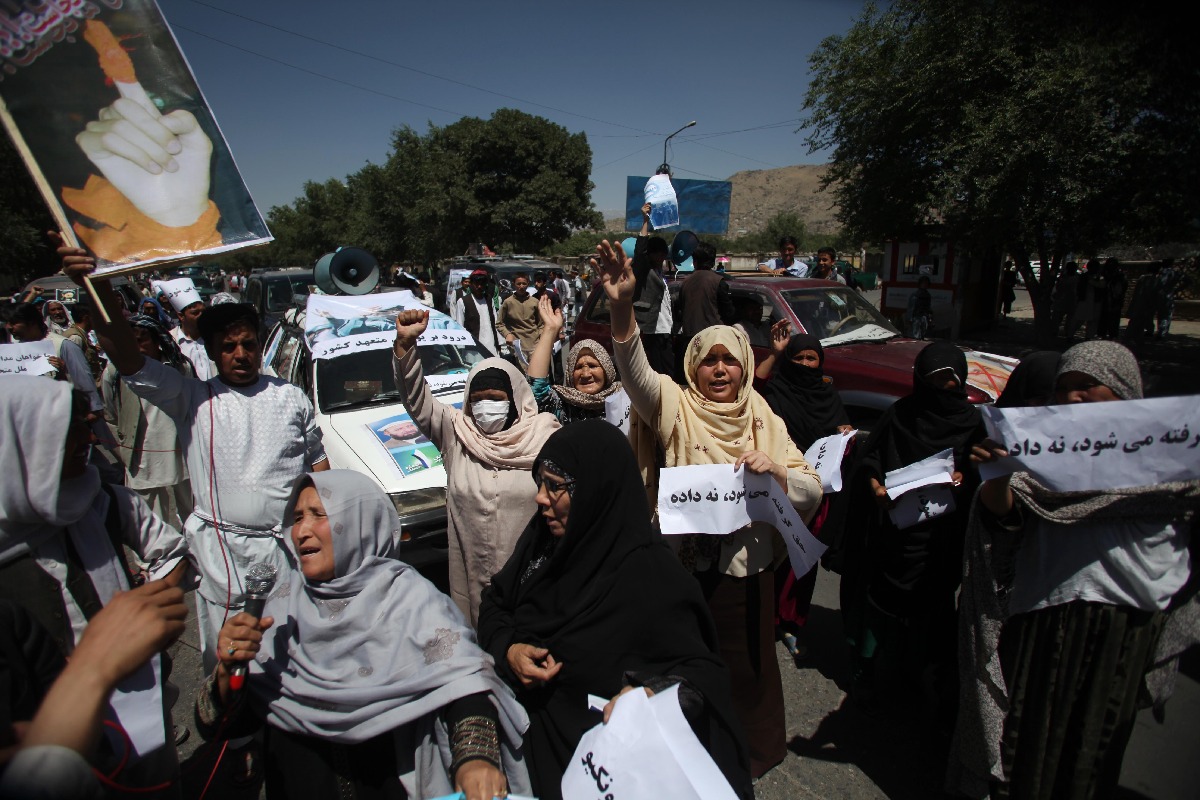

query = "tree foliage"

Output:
[[802, 0, 1200, 325]]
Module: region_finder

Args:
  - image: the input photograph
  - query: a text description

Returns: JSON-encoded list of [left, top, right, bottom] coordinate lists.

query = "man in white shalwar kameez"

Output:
[[83, 277, 328, 674], [154, 277, 218, 382]]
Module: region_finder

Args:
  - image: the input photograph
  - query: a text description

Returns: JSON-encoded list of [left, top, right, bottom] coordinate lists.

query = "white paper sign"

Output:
[[562, 684, 738, 800], [657, 465, 827, 578], [888, 484, 956, 530], [804, 430, 856, 493], [884, 448, 955, 500], [151, 277, 201, 313], [644, 174, 680, 230], [0, 339, 56, 376], [605, 388, 632, 434], [305, 290, 472, 361], [980, 396, 1200, 491], [106, 652, 165, 757]]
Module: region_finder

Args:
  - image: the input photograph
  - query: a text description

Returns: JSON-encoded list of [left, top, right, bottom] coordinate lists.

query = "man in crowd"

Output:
[[812, 248, 847, 284], [497, 272, 542, 364], [157, 278, 216, 380], [62, 303, 105, 386], [758, 235, 809, 276], [454, 268, 501, 356], [632, 202, 676, 375], [6, 302, 102, 413], [675, 240, 737, 343]]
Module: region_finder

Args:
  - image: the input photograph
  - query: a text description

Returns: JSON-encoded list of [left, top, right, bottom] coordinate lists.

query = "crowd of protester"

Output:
[[0, 227, 1195, 800]]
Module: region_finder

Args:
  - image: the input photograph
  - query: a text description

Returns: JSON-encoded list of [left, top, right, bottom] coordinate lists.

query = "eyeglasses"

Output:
[[537, 474, 575, 497]]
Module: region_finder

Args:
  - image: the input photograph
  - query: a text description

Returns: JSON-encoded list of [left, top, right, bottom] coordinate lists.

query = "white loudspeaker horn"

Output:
[[314, 247, 381, 295]]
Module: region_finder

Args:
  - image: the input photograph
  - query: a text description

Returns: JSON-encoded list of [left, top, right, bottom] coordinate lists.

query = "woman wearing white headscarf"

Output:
[[392, 309, 560, 626], [526, 295, 625, 426], [951, 340, 1200, 800], [593, 240, 823, 779], [199, 470, 530, 800], [0, 378, 188, 791]]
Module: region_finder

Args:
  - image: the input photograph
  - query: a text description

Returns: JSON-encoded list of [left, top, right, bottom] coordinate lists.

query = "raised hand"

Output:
[[769, 319, 791, 355], [537, 293, 563, 334], [595, 239, 635, 305], [392, 309, 430, 357], [50, 231, 97, 286]]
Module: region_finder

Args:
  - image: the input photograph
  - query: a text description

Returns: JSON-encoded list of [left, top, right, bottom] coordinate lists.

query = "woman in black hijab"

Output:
[[840, 341, 986, 722], [993, 351, 1061, 408], [478, 420, 752, 800], [756, 323, 853, 661]]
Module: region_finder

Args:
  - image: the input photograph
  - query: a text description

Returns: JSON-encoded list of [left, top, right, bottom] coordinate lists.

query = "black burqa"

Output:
[[477, 420, 752, 800], [759, 333, 850, 450], [993, 351, 1061, 408]]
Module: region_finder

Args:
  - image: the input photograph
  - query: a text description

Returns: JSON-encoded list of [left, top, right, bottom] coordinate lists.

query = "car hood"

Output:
[[318, 395, 461, 495], [826, 337, 1015, 401]]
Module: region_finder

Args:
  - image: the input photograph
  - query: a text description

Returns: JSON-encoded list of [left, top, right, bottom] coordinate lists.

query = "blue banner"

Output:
[[625, 176, 732, 235]]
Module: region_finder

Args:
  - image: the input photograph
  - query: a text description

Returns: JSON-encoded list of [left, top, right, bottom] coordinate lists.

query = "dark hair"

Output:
[[68, 303, 90, 321], [646, 236, 669, 256], [533, 271, 547, 283], [10, 303, 46, 330], [198, 303, 259, 356], [817, 247, 836, 260], [778, 235, 797, 250], [514, 272, 530, 282], [692, 241, 717, 270]]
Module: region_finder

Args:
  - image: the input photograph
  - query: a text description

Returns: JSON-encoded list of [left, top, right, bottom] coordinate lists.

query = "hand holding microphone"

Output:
[[216, 563, 277, 701]]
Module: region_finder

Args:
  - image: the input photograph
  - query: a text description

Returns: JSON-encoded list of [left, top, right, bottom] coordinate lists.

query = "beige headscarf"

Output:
[[451, 357, 560, 469], [630, 326, 809, 503]]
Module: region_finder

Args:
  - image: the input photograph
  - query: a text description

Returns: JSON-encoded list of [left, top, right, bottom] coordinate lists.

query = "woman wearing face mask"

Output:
[[593, 240, 823, 780], [951, 341, 1200, 800], [393, 309, 560, 626], [526, 295, 626, 425], [755, 323, 854, 663]]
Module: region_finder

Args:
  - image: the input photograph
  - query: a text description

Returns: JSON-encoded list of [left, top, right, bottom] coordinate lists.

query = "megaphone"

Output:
[[670, 231, 699, 272], [314, 247, 381, 295]]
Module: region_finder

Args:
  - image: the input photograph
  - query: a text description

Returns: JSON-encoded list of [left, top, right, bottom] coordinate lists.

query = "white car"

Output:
[[262, 304, 489, 570]]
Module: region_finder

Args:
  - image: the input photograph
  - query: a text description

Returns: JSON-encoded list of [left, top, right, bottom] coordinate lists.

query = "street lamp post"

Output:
[[657, 120, 697, 175]]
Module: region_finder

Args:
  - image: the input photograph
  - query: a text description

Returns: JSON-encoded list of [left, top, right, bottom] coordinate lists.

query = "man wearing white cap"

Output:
[[153, 277, 216, 381]]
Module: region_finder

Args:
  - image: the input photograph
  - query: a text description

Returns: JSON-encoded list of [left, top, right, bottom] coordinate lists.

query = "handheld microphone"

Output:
[[229, 563, 277, 692]]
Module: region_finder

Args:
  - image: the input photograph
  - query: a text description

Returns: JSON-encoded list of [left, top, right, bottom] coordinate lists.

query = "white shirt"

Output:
[[768, 258, 809, 278], [171, 328, 216, 381], [123, 359, 325, 605], [654, 275, 674, 335], [455, 295, 500, 356]]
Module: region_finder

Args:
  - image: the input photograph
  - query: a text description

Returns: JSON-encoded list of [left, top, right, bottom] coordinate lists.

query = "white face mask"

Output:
[[471, 400, 511, 434]]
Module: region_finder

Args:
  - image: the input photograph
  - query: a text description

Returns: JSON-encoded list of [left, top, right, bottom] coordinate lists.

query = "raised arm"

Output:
[[755, 319, 791, 381], [527, 294, 564, 381], [392, 310, 453, 448]]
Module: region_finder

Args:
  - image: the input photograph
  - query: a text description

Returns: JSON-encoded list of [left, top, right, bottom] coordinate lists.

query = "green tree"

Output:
[[803, 0, 1200, 338]]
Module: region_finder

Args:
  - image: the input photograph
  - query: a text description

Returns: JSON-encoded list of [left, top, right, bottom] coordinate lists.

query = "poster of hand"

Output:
[[0, 0, 271, 275]]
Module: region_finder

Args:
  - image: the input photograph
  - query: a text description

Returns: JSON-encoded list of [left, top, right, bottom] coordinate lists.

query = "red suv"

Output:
[[572, 274, 1014, 428]]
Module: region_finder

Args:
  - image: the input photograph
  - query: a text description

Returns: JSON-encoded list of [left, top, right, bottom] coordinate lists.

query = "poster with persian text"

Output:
[[0, 0, 271, 275]]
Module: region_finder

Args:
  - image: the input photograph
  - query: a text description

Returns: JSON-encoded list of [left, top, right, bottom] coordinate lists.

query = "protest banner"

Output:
[[55, 287, 79, 304], [305, 290, 473, 361], [366, 405, 460, 482], [0, 0, 271, 276], [804, 430, 856, 493], [604, 388, 632, 435], [882, 448, 956, 530], [0, 339, 55, 376], [562, 684, 739, 800], [625, 176, 733, 234], [657, 464, 826, 578], [980, 396, 1200, 491]]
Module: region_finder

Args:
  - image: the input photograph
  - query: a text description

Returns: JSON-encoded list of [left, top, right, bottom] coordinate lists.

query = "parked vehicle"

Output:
[[441, 256, 558, 310], [262, 293, 489, 570], [22, 274, 143, 314], [245, 268, 314, 335], [573, 274, 1015, 429]]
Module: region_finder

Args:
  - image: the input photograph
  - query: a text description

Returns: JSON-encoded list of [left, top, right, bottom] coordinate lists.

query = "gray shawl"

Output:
[[249, 470, 531, 796]]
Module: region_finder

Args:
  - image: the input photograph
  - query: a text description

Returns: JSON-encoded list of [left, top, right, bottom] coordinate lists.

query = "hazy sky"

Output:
[[157, 0, 865, 218]]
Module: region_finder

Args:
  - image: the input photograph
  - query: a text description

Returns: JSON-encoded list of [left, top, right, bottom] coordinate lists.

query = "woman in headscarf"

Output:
[[840, 340, 986, 722], [755, 322, 853, 662], [526, 295, 625, 425], [0, 379, 188, 791], [100, 314, 195, 529], [593, 240, 823, 779], [392, 309, 560, 626], [993, 350, 1061, 409], [951, 341, 1200, 800], [478, 421, 753, 799], [199, 470, 531, 800], [139, 297, 173, 329]]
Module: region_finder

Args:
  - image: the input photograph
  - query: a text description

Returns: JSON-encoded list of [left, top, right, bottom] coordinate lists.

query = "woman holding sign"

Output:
[[952, 340, 1199, 800], [478, 421, 752, 799], [593, 239, 823, 779], [756, 323, 853, 663], [840, 340, 985, 725]]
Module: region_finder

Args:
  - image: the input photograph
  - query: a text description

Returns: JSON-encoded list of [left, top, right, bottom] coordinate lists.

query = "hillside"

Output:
[[604, 164, 840, 235]]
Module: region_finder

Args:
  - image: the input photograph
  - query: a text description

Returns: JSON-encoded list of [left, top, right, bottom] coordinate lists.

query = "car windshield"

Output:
[[266, 276, 312, 312], [780, 287, 900, 345], [315, 343, 487, 413]]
